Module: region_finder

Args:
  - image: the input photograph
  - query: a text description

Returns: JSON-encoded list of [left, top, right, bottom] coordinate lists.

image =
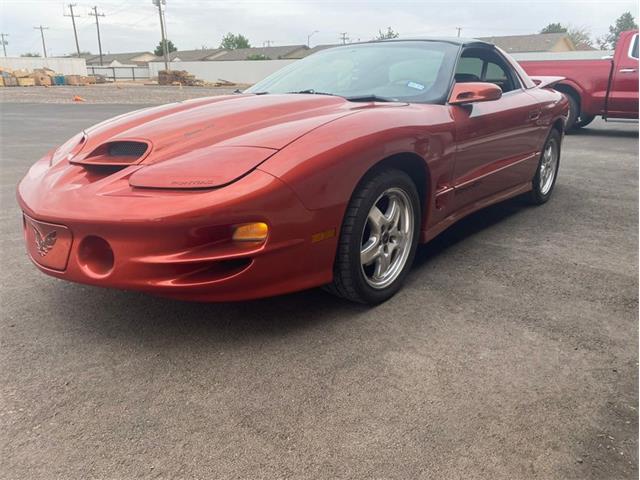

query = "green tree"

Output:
[[599, 12, 638, 49], [220, 33, 251, 50], [567, 26, 593, 49], [20, 52, 41, 57], [376, 27, 399, 40], [540, 23, 567, 34], [154, 39, 177, 57]]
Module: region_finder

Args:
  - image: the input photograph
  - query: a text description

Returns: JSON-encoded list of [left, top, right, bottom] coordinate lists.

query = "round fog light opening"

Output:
[[78, 235, 114, 277]]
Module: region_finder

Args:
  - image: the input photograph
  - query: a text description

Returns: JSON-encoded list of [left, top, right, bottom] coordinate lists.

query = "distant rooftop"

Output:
[[478, 33, 575, 53]]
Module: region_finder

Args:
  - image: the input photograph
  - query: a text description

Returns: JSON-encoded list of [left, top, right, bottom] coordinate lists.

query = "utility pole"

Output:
[[153, 0, 169, 72], [456, 27, 462, 37], [34, 25, 49, 57], [0, 33, 8, 57], [64, 4, 81, 57], [339, 32, 349, 44], [307, 30, 318, 47], [88, 6, 105, 65], [263, 40, 273, 47]]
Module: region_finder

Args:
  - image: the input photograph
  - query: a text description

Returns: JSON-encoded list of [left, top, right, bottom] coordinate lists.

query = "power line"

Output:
[[153, 0, 169, 71], [0, 33, 8, 57], [33, 25, 49, 58], [88, 6, 105, 65], [64, 3, 82, 56]]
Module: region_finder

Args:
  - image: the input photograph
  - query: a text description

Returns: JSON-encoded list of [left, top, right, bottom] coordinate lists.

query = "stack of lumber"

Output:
[[13, 70, 35, 87], [32, 68, 55, 86], [158, 69, 204, 86]]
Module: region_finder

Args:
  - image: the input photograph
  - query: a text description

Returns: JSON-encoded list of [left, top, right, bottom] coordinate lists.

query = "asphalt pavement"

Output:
[[0, 103, 638, 479]]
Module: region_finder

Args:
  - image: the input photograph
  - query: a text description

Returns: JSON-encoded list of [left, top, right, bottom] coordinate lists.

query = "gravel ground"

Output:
[[0, 83, 240, 104], [0, 104, 638, 479]]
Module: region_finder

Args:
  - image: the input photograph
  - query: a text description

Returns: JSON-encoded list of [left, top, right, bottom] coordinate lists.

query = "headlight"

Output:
[[50, 132, 86, 166]]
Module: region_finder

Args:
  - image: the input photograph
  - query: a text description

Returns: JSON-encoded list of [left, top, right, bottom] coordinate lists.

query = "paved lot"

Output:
[[0, 84, 240, 104], [0, 103, 638, 479]]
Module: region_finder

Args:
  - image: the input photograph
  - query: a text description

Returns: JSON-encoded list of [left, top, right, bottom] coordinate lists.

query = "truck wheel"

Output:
[[576, 114, 595, 128], [564, 94, 579, 132]]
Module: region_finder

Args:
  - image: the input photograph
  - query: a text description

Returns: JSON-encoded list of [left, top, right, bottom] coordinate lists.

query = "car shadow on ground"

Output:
[[52, 194, 532, 344], [413, 194, 528, 268], [571, 125, 638, 138]]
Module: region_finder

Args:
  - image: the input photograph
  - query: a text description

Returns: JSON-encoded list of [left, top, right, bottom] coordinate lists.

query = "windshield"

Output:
[[246, 41, 460, 103]]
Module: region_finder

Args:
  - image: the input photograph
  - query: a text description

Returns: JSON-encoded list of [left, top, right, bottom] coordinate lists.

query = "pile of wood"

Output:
[[158, 69, 204, 87], [0, 66, 96, 87]]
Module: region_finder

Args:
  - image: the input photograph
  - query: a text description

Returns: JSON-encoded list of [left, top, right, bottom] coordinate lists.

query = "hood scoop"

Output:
[[72, 140, 150, 168]]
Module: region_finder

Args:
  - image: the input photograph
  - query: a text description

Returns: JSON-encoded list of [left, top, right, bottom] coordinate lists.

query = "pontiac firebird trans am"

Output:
[[18, 38, 568, 304]]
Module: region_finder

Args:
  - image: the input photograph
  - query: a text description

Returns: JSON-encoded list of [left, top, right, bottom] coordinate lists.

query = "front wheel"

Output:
[[527, 129, 561, 205], [327, 169, 421, 304], [576, 114, 596, 128]]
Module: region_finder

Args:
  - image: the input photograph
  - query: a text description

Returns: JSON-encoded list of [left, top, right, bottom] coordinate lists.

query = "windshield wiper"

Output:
[[287, 89, 336, 96], [345, 94, 396, 103]]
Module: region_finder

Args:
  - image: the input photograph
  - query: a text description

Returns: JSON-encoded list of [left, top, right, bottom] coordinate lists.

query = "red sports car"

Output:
[[18, 38, 567, 304]]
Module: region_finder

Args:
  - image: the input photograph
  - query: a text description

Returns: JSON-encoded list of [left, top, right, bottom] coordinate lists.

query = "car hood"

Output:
[[59, 93, 372, 189], [81, 94, 359, 159]]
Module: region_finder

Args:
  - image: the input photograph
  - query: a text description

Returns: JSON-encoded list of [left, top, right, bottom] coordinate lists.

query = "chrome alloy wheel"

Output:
[[539, 138, 558, 196], [360, 187, 414, 289]]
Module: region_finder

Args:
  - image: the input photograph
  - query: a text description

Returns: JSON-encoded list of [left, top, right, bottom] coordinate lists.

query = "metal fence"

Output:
[[87, 66, 150, 81]]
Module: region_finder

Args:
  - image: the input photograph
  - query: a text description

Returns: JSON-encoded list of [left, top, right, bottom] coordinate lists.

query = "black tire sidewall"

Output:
[[345, 170, 421, 304], [531, 129, 561, 204], [564, 94, 579, 132]]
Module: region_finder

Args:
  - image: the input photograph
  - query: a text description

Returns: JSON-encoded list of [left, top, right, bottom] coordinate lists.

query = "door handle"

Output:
[[619, 68, 637, 73], [528, 110, 541, 122]]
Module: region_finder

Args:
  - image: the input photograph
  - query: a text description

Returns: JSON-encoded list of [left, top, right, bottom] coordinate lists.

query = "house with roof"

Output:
[[210, 45, 310, 61], [79, 51, 159, 67], [168, 48, 226, 62], [478, 33, 578, 53]]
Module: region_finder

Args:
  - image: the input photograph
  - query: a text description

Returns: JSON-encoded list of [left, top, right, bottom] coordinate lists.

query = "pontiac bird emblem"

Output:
[[32, 224, 57, 257]]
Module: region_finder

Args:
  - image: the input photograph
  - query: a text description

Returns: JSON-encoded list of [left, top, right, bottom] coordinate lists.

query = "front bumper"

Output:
[[17, 159, 341, 301]]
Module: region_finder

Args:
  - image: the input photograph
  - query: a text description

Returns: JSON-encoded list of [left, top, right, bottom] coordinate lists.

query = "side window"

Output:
[[485, 61, 514, 92], [631, 35, 639, 59], [455, 57, 483, 82]]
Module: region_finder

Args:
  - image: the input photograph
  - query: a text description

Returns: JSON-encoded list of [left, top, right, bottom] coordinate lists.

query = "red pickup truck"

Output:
[[519, 30, 638, 130]]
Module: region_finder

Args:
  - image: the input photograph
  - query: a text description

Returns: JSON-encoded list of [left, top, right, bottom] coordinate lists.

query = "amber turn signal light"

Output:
[[232, 222, 269, 242]]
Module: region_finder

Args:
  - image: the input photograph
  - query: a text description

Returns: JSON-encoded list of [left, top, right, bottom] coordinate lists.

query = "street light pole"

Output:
[[153, 0, 169, 71], [34, 25, 49, 58], [0, 33, 8, 57], [64, 3, 82, 57], [88, 6, 105, 65]]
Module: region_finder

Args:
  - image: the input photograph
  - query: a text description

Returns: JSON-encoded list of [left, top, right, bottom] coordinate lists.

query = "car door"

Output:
[[450, 48, 543, 211], [607, 33, 639, 117]]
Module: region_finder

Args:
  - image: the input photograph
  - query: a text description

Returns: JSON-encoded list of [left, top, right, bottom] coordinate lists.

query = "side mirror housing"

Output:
[[448, 82, 503, 105]]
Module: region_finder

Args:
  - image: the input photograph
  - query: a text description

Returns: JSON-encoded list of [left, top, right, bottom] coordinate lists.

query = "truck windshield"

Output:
[[246, 41, 460, 104]]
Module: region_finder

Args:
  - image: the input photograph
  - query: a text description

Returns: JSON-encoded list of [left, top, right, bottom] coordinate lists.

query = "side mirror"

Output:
[[448, 82, 503, 105]]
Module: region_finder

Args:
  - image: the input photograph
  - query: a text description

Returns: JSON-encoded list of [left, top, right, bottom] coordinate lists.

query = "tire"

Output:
[[564, 93, 580, 132], [527, 129, 561, 205], [576, 114, 596, 128], [327, 169, 421, 304]]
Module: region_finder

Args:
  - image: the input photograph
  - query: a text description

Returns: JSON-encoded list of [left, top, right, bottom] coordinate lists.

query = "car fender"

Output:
[[258, 103, 456, 230]]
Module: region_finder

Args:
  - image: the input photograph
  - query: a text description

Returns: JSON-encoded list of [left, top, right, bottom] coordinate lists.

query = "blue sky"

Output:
[[1, 0, 638, 56]]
